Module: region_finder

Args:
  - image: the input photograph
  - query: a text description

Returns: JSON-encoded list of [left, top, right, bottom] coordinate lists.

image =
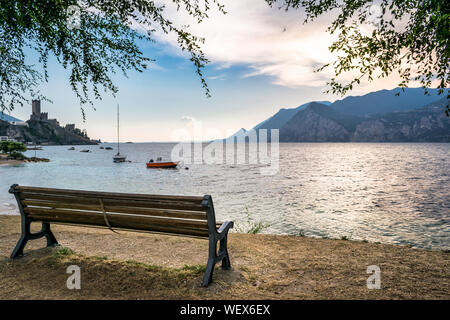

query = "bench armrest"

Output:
[[216, 220, 233, 239]]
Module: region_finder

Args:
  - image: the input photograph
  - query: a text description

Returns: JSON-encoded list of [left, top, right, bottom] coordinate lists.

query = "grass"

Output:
[[182, 264, 207, 273], [235, 207, 271, 234], [54, 247, 74, 256], [0, 247, 209, 299], [295, 230, 305, 237]]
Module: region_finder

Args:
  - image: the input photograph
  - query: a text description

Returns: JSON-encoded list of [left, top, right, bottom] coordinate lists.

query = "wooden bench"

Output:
[[9, 184, 233, 287]]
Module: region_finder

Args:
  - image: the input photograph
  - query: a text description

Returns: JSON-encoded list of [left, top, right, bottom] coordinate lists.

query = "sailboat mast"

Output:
[[117, 103, 120, 154]]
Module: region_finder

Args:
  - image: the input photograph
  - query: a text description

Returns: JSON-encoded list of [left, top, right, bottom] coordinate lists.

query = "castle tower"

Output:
[[32, 99, 41, 116]]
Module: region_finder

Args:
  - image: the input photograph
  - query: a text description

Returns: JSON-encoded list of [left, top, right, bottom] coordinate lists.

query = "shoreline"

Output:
[[0, 160, 25, 166], [0, 206, 17, 215], [0, 208, 447, 251], [0, 157, 50, 166], [0, 215, 448, 299]]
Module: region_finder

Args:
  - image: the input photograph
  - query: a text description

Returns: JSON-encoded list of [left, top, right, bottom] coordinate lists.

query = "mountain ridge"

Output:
[[225, 88, 449, 142]]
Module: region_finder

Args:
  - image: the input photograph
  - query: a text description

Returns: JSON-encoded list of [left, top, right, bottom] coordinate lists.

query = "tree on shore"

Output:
[[0, 141, 27, 159]]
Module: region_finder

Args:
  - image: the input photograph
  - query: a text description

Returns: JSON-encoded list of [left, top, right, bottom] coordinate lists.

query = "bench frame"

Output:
[[9, 184, 233, 287]]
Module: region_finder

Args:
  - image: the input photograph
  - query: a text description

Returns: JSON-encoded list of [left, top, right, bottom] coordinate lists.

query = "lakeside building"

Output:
[[30, 99, 60, 126], [0, 136, 16, 142], [9, 121, 28, 127], [1, 100, 97, 145], [65, 124, 75, 132]]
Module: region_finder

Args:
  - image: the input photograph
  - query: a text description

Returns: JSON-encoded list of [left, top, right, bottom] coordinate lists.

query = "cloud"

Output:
[[147, 1, 339, 88], [207, 73, 227, 80], [128, 1, 405, 93], [180, 116, 196, 123]]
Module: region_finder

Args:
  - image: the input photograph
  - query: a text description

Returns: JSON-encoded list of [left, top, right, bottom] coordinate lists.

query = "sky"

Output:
[[7, 0, 404, 142]]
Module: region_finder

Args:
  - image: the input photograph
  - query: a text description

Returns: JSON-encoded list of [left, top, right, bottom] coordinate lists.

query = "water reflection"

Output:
[[0, 142, 448, 249]]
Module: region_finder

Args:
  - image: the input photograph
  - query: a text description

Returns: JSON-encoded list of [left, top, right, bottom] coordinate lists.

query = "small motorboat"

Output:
[[80, 149, 90, 153], [105, 147, 113, 150], [99, 146, 104, 149], [68, 147, 75, 150], [146, 161, 179, 169], [146, 157, 179, 169]]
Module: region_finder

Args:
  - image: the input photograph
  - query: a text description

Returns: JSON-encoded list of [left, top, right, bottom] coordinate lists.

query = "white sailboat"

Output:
[[113, 104, 127, 163]]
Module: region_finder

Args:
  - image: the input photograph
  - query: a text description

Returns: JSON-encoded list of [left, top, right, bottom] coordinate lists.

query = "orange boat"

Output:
[[146, 161, 179, 169]]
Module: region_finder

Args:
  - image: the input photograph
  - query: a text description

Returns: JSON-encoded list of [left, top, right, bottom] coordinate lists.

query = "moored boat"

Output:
[[146, 161, 179, 169]]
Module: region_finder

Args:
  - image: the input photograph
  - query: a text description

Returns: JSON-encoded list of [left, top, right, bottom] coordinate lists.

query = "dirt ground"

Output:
[[0, 215, 448, 299]]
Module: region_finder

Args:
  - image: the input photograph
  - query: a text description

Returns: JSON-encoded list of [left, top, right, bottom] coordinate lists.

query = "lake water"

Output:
[[0, 143, 448, 250]]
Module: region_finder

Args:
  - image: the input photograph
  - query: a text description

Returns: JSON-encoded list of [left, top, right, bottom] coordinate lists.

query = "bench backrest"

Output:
[[10, 185, 217, 238]]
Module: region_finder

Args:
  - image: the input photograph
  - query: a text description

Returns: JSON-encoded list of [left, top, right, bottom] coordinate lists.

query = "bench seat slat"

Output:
[[16, 186, 204, 202], [28, 214, 209, 238], [23, 207, 208, 230], [21, 200, 207, 220], [19, 194, 205, 212]]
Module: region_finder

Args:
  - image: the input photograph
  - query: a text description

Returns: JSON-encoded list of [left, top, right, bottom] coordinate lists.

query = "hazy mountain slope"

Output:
[[280, 102, 353, 142], [0, 113, 22, 123], [223, 89, 449, 142], [331, 88, 444, 116], [278, 98, 449, 142], [254, 101, 331, 130], [352, 98, 450, 142]]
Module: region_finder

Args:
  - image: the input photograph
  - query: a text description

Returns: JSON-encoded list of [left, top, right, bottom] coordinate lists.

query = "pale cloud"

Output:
[[207, 74, 227, 80], [146, 1, 338, 87], [180, 116, 196, 123], [96, 1, 407, 92], [143, 1, 356, 88]]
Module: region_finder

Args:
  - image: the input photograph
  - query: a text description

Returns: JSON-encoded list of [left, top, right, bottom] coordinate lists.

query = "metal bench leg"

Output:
[[42, 222, 58, 247], [10, 184, 59, 259], [202, 237, 217, 287], [220, 234, 231, 270], [11, 219, 59, 259], [10, 219, 31, 259]]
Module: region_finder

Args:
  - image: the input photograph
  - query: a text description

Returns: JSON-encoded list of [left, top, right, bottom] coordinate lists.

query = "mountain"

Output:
[[225, 88, 449, 142], [0, 113, 22, 123], [223, 100, 332, 141], [330, 88, 443, 117], [280, 98, 449, 142], [224, 128, 249, 141], [280, 102, 360, 142], [254, 101, 331, 130], [351, 98, 450, 142]]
